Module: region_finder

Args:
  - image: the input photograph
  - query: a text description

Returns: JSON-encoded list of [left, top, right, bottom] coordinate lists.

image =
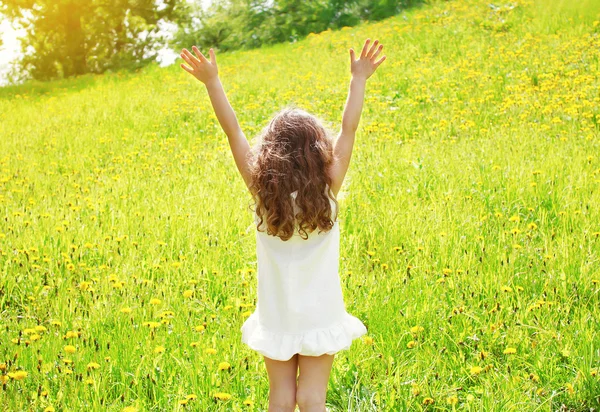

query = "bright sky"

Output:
[[0, 0, 211, 86]]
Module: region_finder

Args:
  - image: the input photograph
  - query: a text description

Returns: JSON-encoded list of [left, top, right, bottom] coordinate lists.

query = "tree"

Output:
[[170, 0, 418, 54], [0, 0, 190, 82]]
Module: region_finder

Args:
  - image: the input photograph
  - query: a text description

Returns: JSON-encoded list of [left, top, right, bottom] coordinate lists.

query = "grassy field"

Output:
[[1, 0, 599, 410]]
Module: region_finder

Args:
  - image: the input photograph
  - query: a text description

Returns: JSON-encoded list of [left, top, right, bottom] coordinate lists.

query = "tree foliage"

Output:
[[0, 0, 189, 82], [171, 0, 421, 52]]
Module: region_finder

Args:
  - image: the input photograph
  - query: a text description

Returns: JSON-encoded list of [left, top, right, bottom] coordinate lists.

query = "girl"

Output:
[[180, 38, 386, 412]]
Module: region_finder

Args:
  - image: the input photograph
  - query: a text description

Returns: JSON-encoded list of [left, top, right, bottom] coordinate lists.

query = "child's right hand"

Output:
[[349, 39, 386, 80], [180, 46, 219, 86]]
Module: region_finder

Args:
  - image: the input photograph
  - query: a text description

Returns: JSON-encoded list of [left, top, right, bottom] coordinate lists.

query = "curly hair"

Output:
[[247, 105, 339, 241]]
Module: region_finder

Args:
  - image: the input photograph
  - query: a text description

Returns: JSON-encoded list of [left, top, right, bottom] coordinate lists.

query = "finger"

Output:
[[181, 49, 200, 67], [367, 40, 379, 58], [180, 53, 196, 69], [349, 48, 355, 62], [180, 63, 194, 74], [209, 48, 217, 65], [192, 46, 209, 63], [374, 55, 387, 68], [360, 38, 370, 59], [371, 44, 383, 61]]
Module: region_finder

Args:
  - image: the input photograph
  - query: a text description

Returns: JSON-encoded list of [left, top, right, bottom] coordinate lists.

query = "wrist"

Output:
[[204, 76, 220, 89], [351, 74, 368, 83]]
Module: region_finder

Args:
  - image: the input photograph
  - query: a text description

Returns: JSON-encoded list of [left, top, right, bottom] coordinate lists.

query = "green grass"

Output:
[[1, 0, 599, 410]]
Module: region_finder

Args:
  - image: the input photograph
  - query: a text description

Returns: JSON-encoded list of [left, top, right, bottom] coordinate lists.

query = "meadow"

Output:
[[1, 0, 599, 410]]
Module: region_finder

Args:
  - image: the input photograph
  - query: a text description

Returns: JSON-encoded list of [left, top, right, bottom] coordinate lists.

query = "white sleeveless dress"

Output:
[[240, 187, 367, 361]]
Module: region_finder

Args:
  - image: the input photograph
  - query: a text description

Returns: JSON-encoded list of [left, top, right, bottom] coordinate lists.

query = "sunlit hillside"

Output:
[[1, 0, 599, 410]]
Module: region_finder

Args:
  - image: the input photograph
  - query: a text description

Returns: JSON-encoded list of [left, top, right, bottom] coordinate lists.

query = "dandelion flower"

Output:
[[470, 365, 483, 375], [504, 347, 517, 354], [8, 370, 27, 380], [213, 392, 232, 401], [87, 362, 100, 370], [64, 345, 76, 354], [218, 361, 231, 370]]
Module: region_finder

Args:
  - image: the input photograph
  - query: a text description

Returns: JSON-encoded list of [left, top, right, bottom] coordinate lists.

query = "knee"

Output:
[[268, 389, 297, 412], [296, 386, 326, 410]]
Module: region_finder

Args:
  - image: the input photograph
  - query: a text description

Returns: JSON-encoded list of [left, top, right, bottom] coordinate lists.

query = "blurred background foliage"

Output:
[[0, 0, 189, 82], [171, 0, 421, 52], [0, 0, 419, 83]]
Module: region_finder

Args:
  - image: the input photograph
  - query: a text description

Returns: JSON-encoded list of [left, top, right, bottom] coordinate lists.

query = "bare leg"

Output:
[[296, 353, 335, 412], [264, 354, 300, 412]]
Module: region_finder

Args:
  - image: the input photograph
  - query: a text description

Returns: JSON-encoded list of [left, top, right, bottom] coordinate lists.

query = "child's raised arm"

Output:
[[330, 39, 386, 196], [180, 46, 252, 190]]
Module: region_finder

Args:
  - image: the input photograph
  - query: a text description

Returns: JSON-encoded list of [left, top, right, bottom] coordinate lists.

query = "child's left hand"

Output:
[[180, 46, 218, 85]]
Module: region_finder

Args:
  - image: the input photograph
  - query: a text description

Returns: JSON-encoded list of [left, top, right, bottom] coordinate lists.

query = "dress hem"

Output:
[[240, 311, 367, 361]]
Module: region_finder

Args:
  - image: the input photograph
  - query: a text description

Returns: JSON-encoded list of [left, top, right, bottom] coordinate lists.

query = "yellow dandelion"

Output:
[[407, 340, 417, 349], [120, 307, 132, 314], [86, 378, 94, 385], [501, 285, 513, 292], [154, 346, 165, 354], [504, 347, 517, 355], [205, 348, 217, 354], [218, 361, 231, 370], [64, 345, 76, 354], [410, 326, 424, 334], [8, 370, 28, 380], [470, 365, 483, 375], [123, 407, 138, 412], [183, 290, 193, 298], [213, 392, 232, 401], [87, 362, 100, 370], [565, 382, 574, 395], [422, 397, 434, 405], [65, 330, 79, 339], [186, 394, 197, 400], [195, 325, 205, 332], [447, 395, 458, 405], [509, 215, 520, 222], [149, 298, 161, 305], [44, 407, 55, 412], [363, 336, 374, 345], [466, 394, 475, 402]]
